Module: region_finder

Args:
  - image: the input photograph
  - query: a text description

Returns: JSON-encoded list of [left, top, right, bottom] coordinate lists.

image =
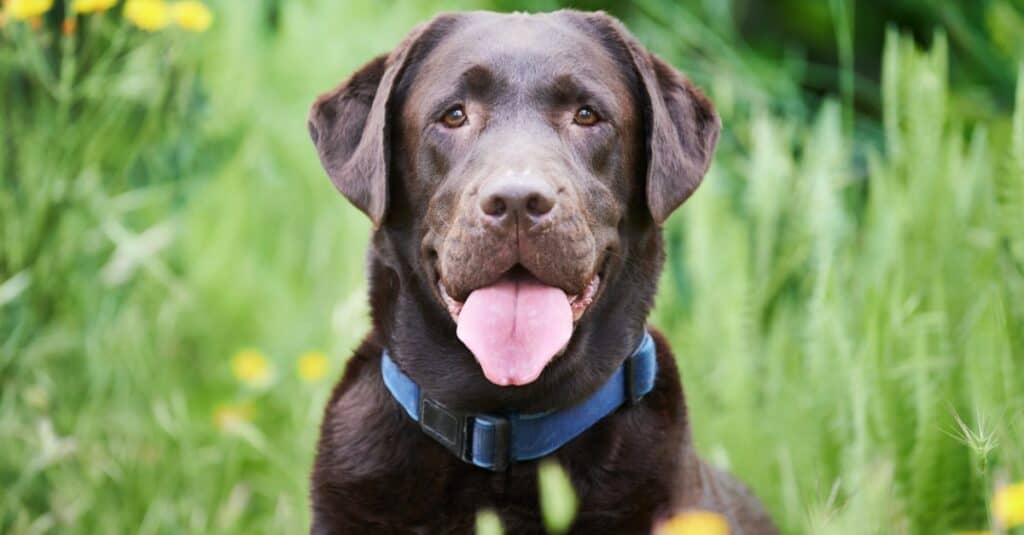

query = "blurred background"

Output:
[[2, 0, 1023, 533]]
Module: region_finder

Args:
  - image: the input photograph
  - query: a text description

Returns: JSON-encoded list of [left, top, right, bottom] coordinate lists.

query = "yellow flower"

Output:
[[213, 403, 253, 431], [123, 0, 168, 31], [231, 348, 274, 388], [994, 481, 1024, 528], [297, 351, 330, 382], [657, 511, 730, 535], [71, 0, 117, 14], [170, 0, 210, 32], [6, 0, 53, 20]]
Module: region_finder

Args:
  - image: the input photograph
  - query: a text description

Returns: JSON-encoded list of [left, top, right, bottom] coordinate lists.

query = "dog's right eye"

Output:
[[441, 106, 467, 128], [573, 106, 601, 127]]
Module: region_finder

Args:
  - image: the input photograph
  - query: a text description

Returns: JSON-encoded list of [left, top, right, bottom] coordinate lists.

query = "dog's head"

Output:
[[308, 11, 718, 410]]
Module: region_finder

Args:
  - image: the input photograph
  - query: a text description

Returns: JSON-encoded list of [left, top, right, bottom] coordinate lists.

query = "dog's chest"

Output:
[[334, 416, 677, 533], [355, 463, 663, 534]]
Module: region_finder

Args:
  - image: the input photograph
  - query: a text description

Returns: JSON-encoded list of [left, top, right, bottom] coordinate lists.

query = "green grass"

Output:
[[654, 30, 1024, 533], [2, 1, 1023, 534]]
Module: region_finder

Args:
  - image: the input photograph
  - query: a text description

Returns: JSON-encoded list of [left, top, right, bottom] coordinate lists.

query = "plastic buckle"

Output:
[[474, 414, 511, 471], [419, 397, 472, 462]]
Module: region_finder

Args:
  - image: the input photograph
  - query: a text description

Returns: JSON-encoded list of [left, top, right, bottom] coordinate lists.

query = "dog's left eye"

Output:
[[441, 105, 468, 128], [573, 106, 601, 126]]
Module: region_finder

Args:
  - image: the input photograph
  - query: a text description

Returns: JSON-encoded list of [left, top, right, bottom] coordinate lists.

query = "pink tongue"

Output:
[[456, 273, 573, 386]]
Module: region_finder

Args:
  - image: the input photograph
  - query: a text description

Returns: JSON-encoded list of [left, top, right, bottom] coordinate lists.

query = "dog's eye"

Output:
[[573, 106, 600, 126], [441, 105, 467, 128]]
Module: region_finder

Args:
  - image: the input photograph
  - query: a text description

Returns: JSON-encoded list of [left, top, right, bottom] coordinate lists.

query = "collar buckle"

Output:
[[419, 397, 512, 470], [474, 414, 510, 471], [419, 396, 472, 462]]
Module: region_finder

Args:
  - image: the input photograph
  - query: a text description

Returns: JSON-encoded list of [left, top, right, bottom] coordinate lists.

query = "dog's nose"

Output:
[[479, 175, 557, 226]]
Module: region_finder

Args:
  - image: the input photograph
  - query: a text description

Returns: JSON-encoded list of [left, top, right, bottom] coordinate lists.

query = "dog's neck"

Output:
[[379, 329, 658, 470]]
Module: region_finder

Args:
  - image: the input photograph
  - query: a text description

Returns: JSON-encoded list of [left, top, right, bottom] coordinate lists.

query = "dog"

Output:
[[306, 10, 777, 534]]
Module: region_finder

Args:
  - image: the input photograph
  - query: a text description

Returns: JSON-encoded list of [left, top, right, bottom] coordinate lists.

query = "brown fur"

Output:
[[307, 10, 777, 534]]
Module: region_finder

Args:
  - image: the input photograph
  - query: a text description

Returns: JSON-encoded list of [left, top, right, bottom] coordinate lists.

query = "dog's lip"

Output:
[[436, 265, 604, 324], [438, 278, 465, 318]]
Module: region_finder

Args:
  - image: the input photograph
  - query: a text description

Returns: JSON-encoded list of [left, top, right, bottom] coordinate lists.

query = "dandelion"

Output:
[[994, 481, 1024, 528], [5, 0, 53, 20], [213, 403, 253, 431], [71, 0, 117, 14], [170, 0, 211, 32], [297, 351, 330, 382], [123, 0, 168, 31], [231, 348, 274, 388], [657, 511, 730, 535]]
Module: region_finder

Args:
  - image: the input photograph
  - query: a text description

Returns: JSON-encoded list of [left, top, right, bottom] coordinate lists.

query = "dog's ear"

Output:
[[307, 15, 456, 228], [638, 55, 720, 225], [569, 12, 721, 225]]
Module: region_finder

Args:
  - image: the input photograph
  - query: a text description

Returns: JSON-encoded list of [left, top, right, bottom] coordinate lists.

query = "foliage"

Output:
[[652, 26, 1024, 535], [538, 460, 578, 534]]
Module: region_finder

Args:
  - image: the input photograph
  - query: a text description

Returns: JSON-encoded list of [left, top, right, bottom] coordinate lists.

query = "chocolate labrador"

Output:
[[307, 10, 776, 534]]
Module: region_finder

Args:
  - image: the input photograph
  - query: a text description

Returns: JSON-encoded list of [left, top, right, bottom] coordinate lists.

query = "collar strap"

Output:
[[380, 331, 657, 471]]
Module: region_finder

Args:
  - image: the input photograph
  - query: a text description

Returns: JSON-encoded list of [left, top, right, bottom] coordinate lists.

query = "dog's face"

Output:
[[401, 14, 644, 387], [309, 11, 719, 408]]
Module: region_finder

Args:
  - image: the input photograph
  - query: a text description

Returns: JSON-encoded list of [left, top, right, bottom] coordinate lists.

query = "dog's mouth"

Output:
[[437, 265, 603, 387], [438, 268, 600, 323]]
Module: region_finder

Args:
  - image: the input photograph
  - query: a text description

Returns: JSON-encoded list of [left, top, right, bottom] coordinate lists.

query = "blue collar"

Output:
[[380, 331, 658, 471]]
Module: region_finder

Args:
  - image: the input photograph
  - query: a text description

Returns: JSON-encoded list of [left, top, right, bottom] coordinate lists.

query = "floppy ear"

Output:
[[638, 55, 721, 224], [307, 16, 455, 228], [571, 12, 721, 225]]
